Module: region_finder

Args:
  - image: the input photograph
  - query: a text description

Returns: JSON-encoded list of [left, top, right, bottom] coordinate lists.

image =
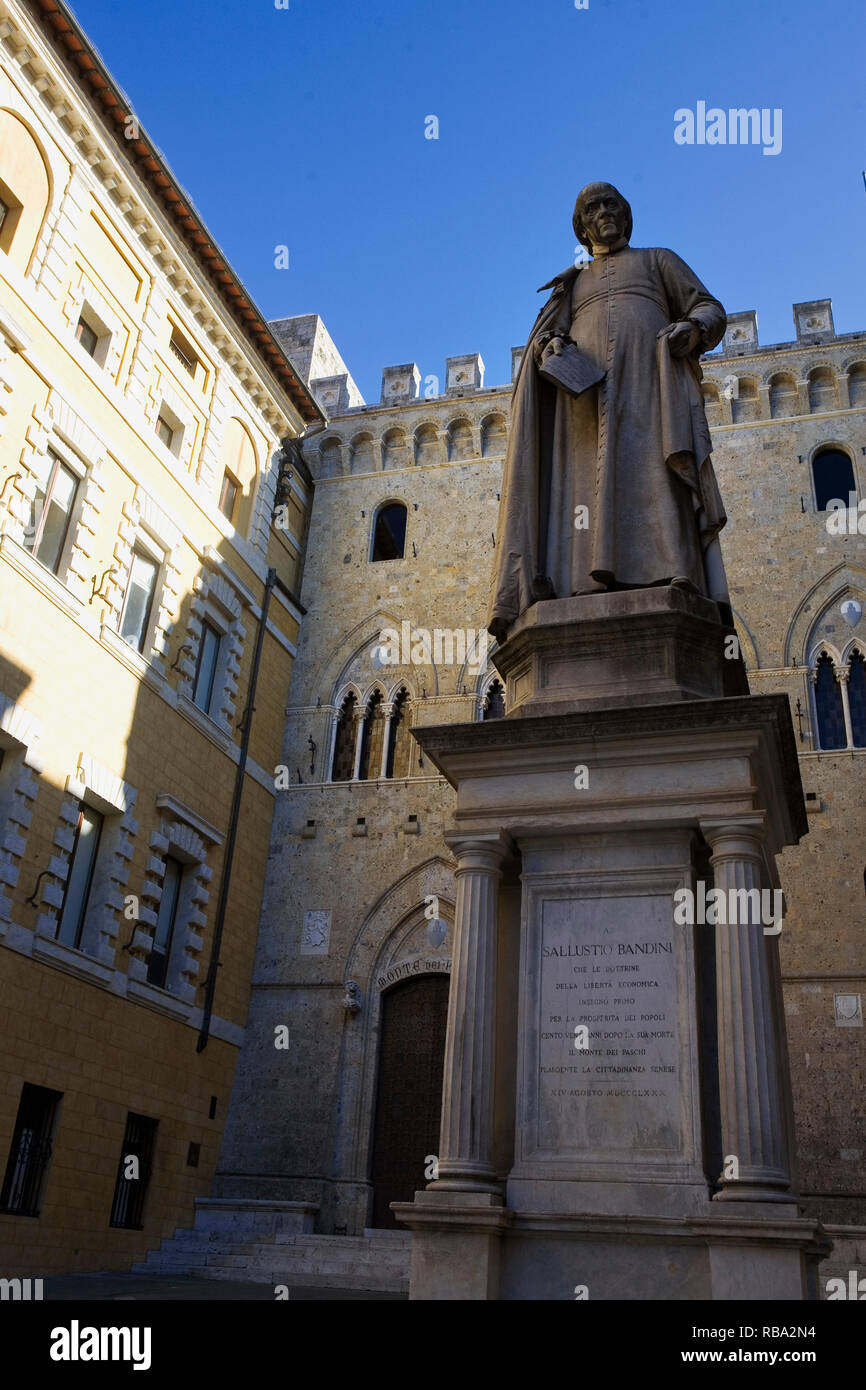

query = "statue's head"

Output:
[[573, 182, 632, 254]]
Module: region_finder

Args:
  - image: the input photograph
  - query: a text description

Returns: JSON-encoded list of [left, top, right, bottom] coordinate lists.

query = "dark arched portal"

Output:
[[369, 973, 449, 1229]]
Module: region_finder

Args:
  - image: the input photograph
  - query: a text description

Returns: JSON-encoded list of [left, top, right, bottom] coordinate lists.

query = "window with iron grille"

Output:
[[109, 1113, 158, 1230], [0, 1083, 63, 1217]]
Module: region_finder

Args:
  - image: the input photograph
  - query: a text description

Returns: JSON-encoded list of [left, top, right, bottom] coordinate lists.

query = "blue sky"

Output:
[[71, 0, 865, 403]]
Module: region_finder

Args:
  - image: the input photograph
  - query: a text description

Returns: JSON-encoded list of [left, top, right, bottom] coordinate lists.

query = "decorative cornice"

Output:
[[13, 0, 323, 426]]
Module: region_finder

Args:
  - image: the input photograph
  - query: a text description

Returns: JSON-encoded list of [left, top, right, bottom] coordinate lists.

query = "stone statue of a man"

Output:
[[488, 182, 731, 645]]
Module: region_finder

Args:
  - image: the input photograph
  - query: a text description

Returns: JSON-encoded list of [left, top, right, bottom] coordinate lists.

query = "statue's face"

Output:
[[579, 189, 628, 248]]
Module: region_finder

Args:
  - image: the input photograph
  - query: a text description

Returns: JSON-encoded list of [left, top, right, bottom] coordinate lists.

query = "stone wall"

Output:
[[219, 304, 866, 1237]]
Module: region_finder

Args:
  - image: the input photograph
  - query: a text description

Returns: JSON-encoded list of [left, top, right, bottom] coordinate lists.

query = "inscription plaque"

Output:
[[529, 894, 684, 1159]]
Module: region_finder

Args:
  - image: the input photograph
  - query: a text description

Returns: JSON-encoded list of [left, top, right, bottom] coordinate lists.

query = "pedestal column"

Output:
[[702, 817, 792, 1201], [431, 830, 510, 1192]]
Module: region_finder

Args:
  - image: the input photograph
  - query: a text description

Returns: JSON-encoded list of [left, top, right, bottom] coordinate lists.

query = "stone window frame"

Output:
[[104, 484, 183, 673], [150, 375, 194, 468], [33, 753, 137, 973], [65, 271, 124, 377], [808, 441, 858, 516], [128, 798, 219, 1006], [0, 693, 44, 935], [176, 565, 246, 734], [327, 679, 417, 783], [3, 389, 107, 603], [369, 498, 409, 563], [807, 639, 866, 752]]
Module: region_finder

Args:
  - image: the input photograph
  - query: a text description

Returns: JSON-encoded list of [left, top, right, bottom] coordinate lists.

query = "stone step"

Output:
[[164, 1229, 409, 1253], [135, 1228, 411, 1290], [230, 1245, 408, 1267], [188, 1266, 408, 1292], [202, 1248, 408, 1272]]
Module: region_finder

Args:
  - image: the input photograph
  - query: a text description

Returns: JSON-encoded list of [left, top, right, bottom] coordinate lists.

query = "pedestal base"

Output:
[[395, 1198, 830, 1300], [403, 600, 819, 1300], [493, 588, 747, 716]]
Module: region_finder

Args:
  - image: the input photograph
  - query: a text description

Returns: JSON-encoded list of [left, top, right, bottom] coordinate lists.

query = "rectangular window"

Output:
[[193, 620, 221, 714], [56, 802, 103, 949], [24, 449, 79, 575], [169, 327, 197, 377], [109, 1112, 158, 1230], [75, 315, 99, 358], [0, 1083, 63, 1217], [218, 470, 239, 522], [156, 415, 174, 450], [119, 547, 159, 653], [147, 855, 183, 989]]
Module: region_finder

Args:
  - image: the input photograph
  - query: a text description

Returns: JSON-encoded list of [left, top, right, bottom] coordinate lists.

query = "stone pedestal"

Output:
[[393, 593, 830, 1299]]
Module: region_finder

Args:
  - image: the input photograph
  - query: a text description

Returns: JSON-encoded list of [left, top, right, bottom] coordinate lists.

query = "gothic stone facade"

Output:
[[215, 304, 866, 1266]]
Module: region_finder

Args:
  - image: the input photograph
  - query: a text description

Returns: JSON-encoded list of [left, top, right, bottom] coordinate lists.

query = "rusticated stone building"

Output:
[[0, 0, 319, 1277], [178, 299, 864, 1292]]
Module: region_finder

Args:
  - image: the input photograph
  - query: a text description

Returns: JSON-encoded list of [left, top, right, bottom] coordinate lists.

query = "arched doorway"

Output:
[[369, 973, 449, 1228]]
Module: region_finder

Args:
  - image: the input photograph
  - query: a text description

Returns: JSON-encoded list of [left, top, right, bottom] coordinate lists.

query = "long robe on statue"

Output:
[[489, 244, 730, 637]]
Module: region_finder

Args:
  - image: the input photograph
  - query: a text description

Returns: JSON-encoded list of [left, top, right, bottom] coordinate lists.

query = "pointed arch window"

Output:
[[331, 693, 358, 782], [482, 679, 505, 720], [813, 654, 846, 750], [848, 650, 866, 748], [357, 691, 386, 780], [371, 503, 407, 561], [385, 688, 412, 778]]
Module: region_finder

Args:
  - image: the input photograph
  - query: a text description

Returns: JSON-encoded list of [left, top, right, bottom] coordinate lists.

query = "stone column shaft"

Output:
[[351, 710, 365, 781], [703, 819, 791, 1200], [432, 832, 508, 1192], [835, 667, 854, 750], [379, 703, 395, 778]]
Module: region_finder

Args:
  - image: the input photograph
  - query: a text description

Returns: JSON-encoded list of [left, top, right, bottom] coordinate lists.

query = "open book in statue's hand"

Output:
[[538, 341, 606, 396]]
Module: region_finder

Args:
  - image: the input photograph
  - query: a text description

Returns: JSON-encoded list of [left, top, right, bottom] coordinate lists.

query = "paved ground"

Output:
[[44, 1272, 405, 1301]]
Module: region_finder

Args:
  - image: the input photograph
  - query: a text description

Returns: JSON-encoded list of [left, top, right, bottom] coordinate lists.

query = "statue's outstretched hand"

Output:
[[659, 320, 702, 357]]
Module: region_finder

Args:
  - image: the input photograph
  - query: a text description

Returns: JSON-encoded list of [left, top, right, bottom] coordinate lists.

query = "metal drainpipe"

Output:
[[196, 565, 276, 1052]]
